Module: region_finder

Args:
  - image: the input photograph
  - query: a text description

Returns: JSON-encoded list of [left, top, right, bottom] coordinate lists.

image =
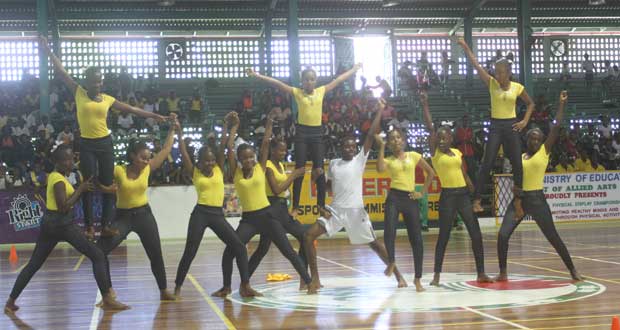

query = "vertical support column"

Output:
[[464, 16, 474, 88], [265, 11, 273, 76], [50, 0, 60, 56], [542, 36, 551, 76], [517, 0, 532, 93], [287, 0, 300, 115], [37, 0, 50, 114], [389, 31, 398, 95]]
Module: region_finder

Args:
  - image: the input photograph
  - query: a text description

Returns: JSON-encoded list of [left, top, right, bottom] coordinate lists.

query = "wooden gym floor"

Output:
[[1, 221, 620, 330]]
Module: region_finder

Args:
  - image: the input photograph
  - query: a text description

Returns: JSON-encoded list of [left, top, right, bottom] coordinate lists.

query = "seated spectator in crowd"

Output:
[[597, 115, 612, 142], [143, 95, 160, 131], [27, 160, 48, 192], [12, 119, 30, 137], [386, 111, 411, 131], [56, 124, 74, 145], [37, 116, 55, 140], [117, 112, 135, 135], [599, 138, 618, 170], [575, 148, 592, 172], [532, 94, 551, 134], [590, 152, 606, 172], [166, 90, 180, 114], [189, 92, 203, 123], [555, 154, 575, 173], [613, 133, 620, 154], [580, 124, 599, 152]]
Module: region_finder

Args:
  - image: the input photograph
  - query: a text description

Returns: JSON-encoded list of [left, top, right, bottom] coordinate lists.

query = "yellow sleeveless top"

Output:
[[431, 148, 467, 188], [293, 86, 326, 127], [193, 166, 225, 207], [522, 145, 549, 191], [265, 160, 288, 198], [383, 151, 422, 192], [114, 165, 150, 209], [46, 171, 74, 211], [234, 164, 270, 212], [75, 86, 116, 138]]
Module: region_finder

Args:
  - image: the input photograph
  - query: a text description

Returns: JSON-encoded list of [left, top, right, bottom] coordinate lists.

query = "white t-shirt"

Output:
[[327, 149, 369, 208], [117, 114, 134, 129], [598, 125, 612, 139], [38, 123, 55, 138]]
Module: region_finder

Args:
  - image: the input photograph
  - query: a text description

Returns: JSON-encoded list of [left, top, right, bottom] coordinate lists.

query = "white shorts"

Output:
[[317, 205, 376, 245]]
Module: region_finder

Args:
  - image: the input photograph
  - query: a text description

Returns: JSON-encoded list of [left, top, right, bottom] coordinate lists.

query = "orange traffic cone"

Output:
[[611, 316, 619, 330], [8, 245, 18, 264]]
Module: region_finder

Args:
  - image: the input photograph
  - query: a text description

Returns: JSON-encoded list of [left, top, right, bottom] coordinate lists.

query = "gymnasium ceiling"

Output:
[[0, 0, 619, 36]]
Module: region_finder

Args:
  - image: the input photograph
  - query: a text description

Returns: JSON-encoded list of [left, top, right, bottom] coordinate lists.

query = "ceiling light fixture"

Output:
[[382, 0, 400, 7]]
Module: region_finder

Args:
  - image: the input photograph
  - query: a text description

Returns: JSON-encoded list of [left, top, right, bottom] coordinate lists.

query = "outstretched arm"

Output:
[[259, 110, 277, 169], [39, 36, 78, 95], [266, 167, 305, 196], [150, 119, 177, 171], [544, 90, 568, 154], [215, 118, 230, 172], [246, 68, 294, 95], [324, 63, 363, 93], [419, 91, 438, 155], [226, 112, 240, 178], [176, 120, 194, 176], [112, 100, 167, 122], [362, 98, 386, 154], [457, 38, 492, 86]]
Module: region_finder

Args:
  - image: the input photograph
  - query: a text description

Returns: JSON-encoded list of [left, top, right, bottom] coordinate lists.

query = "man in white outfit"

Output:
[[304, 99, 408, 294]]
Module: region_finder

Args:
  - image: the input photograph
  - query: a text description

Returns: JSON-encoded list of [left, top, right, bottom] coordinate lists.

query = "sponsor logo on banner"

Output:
[[6, 194, 44, 231]]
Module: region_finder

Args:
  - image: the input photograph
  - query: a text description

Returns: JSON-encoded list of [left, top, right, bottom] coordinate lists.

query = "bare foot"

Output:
[[384, 262, 395, 277], [397, 277, 408, 288], [174, 286, 181, 297], [211, 287, 231, 298], [570, 269, 584, 282], [101, 295, 130, 311], [414, 278, 425, 292], [160, 289, 177, 301], [307, 280, 321, 295], [429, 273, 441, 286], [477, 273, 494, 283], [100, 226, 120, 238], [494, 272, 508, 282], [299, 280, 308, 291], [4, 298, 19, 314], [239, 283, 262, 298], [109, 288, 117, 299], [472, 199, 483, 213]]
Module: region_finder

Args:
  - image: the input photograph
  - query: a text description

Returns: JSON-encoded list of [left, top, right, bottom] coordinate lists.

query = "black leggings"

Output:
[[474, 118, 523, 199], [498, 191, 576, 272], [80, 135, 115, 227], [97, 205, 167, 290], [433, 187, 485, 274], [221, 207, 311, 287], [248, 197, 307, 277], [175, 205, 250, 287], [10, 212, 110, 299], [292, 125, 326, 209], [384, 189, 424, 279]]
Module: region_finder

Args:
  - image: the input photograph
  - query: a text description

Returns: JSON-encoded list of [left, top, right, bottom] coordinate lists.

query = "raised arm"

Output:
[[226, 112, 240, 178], [149, 119, 177, 171], [374, 134, 386, 172], [176, 121, 194, 176], [54, 177, 93, 213], [39, 36, 78, 95], [544, 90, 568, 154], [246, 68, 294, 95], [419, 92, 438, 155], [259, 110, 276, 169], [363, 98, 386, 154], [457, 38, 492, 86], [112, 100, 167, 122], [215, 118, 229, 171], [512, 89, 536, 132], [324, 63, 363, 93]]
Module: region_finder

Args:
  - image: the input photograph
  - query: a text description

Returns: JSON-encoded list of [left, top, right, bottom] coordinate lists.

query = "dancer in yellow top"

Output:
[[96, 116, 179, 301], [458, 38, 535, 219], [419, 92, 493, 286], [375, 124, 436, 292], [39, 37, 168, 239], [174, 113, 260, 298], [496, 91, 582, 282], [247, 64, 361, 217]]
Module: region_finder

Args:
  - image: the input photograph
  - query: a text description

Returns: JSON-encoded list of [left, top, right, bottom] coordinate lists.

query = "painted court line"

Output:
[[316, 255, 374, 276], [461, 306, 532, 330], [509, 261, 620, 285], [187, 273, 237, 330], [74, 255, 86, 271], [11, 262, 28, 274], [89, 291, 102, 330]]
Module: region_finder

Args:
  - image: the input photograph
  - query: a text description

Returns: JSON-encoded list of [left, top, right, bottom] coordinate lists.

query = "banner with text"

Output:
[[495, 172, 620, 222]]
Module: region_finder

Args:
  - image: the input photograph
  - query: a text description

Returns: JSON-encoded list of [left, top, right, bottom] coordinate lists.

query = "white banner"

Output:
[[495, 172, 620, 222]]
